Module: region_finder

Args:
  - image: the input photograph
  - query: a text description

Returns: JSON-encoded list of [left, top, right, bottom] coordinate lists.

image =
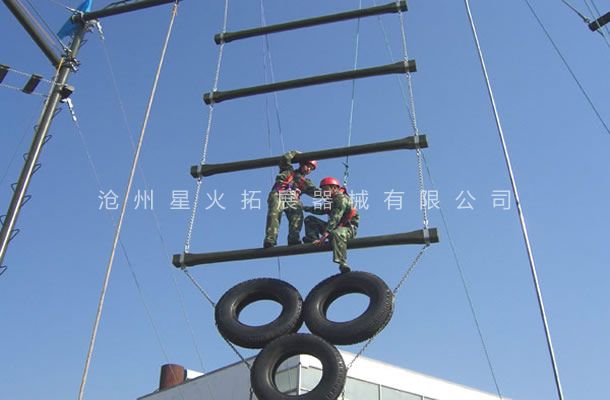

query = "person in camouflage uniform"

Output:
[[303, 177, 359, 273], [263, 150, 320, 248]]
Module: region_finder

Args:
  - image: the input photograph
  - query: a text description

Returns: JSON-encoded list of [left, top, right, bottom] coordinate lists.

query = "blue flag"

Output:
[[57, 0, 94, 40]]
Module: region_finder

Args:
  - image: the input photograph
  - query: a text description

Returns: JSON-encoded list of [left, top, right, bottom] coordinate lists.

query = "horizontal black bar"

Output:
[[22, 74, 42, 94], [191, 135, 428, 178], [173, 228, 438, 267], [204, 60, 416, 104], [81, 0, 178, 21], [589, 11, 610, 31], [214, 1, 407, 45], [0, 65, 9, 84], [3, 0, 61, 66]]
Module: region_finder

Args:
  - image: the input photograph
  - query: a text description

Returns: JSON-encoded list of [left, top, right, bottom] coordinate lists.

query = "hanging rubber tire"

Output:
[[251, 333, 346, 400], [303, 271, 394, 345], [215, 278, 303, 349]]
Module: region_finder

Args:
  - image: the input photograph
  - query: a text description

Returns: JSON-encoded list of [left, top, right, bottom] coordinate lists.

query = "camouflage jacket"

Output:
[[305, 192, 359, 231], [271, 151, 319, 198]]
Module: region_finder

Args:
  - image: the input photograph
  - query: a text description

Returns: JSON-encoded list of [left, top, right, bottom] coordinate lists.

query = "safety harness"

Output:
[[272, 171, 308, 197]]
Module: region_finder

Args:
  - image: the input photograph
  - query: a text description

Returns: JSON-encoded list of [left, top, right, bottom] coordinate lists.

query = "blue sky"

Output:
[[1, 0, 609, 399]]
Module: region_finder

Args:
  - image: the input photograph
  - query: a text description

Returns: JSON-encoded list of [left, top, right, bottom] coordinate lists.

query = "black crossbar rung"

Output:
[[0, 65, 9, 84], [589, 11, 610, 31], [204, 60, 416, 104], [191, 135, 428, 178], [173, 228, 438, 267], [22, 74, 42, 94], [214, 1, 408, 45]]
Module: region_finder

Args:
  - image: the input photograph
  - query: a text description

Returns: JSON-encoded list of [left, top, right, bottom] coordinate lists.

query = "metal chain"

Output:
[[393, 244, 429, 295], [0, 83, 47, 97], [396, 10, 429, 228], [342, 0, 362, 187], [182, 269, 216, 307], [3, 66, 56, 85], [183, 0, 229, 254], [346, 245, 429, 371]]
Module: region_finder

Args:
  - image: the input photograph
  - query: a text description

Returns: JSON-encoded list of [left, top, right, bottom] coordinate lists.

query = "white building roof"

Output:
[[139, 351, 505, 400]]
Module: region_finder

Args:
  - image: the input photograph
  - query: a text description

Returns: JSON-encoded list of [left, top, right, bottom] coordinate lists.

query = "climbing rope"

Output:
[[342, 0, 362, 187], [465, 2, 565, 399], [77, 3, 179, 399]]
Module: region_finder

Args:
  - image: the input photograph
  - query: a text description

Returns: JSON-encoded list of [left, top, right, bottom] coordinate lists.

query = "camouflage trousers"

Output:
[[264, 191, 303, 245], [304, 216, 357, 265]]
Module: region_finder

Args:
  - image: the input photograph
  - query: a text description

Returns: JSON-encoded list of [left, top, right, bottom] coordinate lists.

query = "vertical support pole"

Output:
[[0, 27, 85, 267]]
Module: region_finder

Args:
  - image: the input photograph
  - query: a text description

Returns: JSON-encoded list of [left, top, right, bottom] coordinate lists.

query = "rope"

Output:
[[395, 7, 429, 229], [16, 0, 64, 53], [24, 0, 68, 51], [260, 0, 286, 154], [560, 0, 590, 22], [77, 4, 179, 399], [421, 153, 504, 398], [0, 108, 40, 188], [95, 22, 210, 374], [342, 0, 362, 187], [260, 0, 288, 278], [523, 0, 610, 135], [464, 2, 565, 399], [184, 270, 254, 370]]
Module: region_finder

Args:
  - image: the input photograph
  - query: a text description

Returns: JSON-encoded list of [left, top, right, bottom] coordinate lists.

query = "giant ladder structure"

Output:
[[172, 0, 438, 270], [172, 2, 440, 399]]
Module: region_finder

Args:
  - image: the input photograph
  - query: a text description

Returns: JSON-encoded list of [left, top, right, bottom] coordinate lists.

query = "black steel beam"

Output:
[[22, 74, 42, 94], [173, 228, 438, 267], [214, 1, 407, 44], [3, 0, 61, 67], [0, 64, 9, 84], [191, 135, 428, 178], [588, 11, 610, 31], [204, 60, 416, 104], [81, 0, 178, 21]]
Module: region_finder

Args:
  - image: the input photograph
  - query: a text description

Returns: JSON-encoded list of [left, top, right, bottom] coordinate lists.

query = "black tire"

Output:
[[251, 333, 346, 400], [303, 271, 394, 345], [215, 278, 303, 349]]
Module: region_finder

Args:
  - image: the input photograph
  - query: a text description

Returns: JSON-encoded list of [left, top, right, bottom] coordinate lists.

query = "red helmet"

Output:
[[319, 177, 340, 187], [301, 160, 317, 170]]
